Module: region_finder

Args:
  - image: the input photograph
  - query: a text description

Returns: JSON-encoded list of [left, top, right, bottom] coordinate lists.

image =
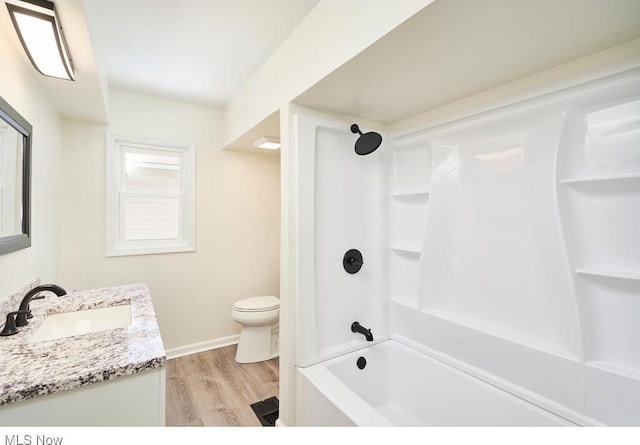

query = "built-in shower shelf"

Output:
[[389, 245, 421, 254], [586, 361, 640, 381], [561, 173, 640, 185], [576, 268, 640, 281], [389, 190, 430, 198]]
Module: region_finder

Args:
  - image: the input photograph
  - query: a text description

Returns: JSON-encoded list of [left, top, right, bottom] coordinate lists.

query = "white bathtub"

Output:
[[296, 340, 576, 426]]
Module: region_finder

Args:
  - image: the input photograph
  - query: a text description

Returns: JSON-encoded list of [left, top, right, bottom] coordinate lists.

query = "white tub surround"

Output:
[[293, 65, 640, 426], [0, 283, 165, 425]]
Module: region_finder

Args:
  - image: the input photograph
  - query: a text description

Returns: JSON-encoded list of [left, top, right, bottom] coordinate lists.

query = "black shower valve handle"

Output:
[[343, 249, 364, 274]]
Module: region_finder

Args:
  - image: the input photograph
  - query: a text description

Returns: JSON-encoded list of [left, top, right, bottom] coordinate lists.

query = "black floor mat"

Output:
[[250, 396, 279, 427]]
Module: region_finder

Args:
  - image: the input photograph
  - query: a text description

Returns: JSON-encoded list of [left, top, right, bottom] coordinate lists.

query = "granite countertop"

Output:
[[0, 283, 166, 406]]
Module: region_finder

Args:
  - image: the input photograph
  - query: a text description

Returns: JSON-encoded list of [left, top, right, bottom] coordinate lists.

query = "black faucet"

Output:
[[351, 321, 373, 341], [15, 284, 67, 327]]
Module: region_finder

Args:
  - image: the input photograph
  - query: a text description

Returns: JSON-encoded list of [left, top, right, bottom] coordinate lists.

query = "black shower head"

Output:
[[351, 124, 382, 155]]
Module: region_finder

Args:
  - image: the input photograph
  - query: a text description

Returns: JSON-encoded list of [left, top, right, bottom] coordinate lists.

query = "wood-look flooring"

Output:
[[165, 344, 279, 427]]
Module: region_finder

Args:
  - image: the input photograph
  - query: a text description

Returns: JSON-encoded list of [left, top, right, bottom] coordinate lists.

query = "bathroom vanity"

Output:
[[0, 283, 166, 426]]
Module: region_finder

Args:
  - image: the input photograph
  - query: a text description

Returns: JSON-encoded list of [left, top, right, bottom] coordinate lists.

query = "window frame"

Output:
[[105, 133, 196, 257]]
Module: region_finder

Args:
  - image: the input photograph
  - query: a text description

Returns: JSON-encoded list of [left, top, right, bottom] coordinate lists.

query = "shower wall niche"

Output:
[[389, 132, 432, 309], [557, 90, 640, 425]]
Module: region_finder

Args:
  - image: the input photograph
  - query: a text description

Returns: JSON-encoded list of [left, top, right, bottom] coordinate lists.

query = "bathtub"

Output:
[[296, 340, 576, 426]]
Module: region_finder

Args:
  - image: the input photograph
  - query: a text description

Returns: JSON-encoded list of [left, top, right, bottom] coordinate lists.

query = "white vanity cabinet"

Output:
[[0, 368, 165, 426]]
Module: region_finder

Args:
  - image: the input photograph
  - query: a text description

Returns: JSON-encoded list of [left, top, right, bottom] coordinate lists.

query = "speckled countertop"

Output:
[[0, 283, 166, 406]]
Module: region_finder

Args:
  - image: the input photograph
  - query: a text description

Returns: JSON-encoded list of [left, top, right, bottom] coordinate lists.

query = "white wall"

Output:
[[222, 0, 432, 147], [59, 90, 280, 351], [0, 26, 63, 301]]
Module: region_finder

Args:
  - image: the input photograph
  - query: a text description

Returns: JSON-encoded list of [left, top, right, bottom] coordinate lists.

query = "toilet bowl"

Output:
[[232, 296, 279, 364]]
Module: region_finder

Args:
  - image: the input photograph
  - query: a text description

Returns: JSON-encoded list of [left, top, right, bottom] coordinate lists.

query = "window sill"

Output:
[[106, 244, 196, 258]]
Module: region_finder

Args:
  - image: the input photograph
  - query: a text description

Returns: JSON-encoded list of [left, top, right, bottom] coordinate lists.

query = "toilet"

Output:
[[232, 296, 280, 364]]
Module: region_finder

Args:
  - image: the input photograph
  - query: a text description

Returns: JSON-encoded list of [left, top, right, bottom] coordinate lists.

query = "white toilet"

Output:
[[231, 296, 280, 364]]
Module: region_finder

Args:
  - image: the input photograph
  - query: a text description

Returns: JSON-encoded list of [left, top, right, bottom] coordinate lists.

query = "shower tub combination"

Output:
[[296, 341, 574, 426], [292, 65, 640, 426]]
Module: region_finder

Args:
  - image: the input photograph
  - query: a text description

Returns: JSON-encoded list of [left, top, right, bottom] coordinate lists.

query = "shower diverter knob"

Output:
[[343, 249, 363, 274]]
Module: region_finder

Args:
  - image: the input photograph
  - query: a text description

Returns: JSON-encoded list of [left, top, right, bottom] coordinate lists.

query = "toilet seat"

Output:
[[233, 296, 279, 312]]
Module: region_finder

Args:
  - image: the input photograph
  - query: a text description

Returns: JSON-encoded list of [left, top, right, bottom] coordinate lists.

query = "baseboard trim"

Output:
[[165, 334, 239, 360]]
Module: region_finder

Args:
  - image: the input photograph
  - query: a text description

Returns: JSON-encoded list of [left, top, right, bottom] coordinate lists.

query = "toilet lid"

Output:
[[233, 296, 279, 312]]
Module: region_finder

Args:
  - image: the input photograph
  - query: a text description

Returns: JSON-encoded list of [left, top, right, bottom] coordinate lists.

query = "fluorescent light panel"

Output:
[[253, 136, 280, 150], [6, 0, 74, 80]]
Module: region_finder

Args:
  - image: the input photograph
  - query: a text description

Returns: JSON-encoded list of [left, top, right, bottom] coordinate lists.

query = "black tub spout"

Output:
[[351, 321, 373, 341]]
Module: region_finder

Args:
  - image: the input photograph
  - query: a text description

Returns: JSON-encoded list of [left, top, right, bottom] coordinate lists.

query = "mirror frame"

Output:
[[0, 96, 31, 256]]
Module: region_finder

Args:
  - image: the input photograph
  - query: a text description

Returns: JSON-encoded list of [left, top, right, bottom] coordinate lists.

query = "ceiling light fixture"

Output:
[[253, 136, 280, 150], [6, 0, 75, 81]]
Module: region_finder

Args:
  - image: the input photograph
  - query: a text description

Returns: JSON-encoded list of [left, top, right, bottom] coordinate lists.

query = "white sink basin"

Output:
[[29, 305, 132, 343]]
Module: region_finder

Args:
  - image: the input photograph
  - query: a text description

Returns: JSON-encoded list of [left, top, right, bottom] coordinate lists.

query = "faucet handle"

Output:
[[1, 310, 30, 336]]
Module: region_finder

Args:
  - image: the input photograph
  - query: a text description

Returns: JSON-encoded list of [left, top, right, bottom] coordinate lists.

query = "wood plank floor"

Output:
[[165, 344, 279, 427]]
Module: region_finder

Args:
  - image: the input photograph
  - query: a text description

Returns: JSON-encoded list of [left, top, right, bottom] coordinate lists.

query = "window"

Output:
[[106, 134, 195, 256]]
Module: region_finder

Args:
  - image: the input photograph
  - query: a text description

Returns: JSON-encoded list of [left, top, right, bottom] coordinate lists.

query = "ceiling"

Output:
[[295, 0, 640, 126], [0, 0, 319, 122], [84, 0, 320, 107]]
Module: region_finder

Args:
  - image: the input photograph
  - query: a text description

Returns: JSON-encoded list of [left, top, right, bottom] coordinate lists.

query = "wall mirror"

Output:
[[0, 96, 31, 255]]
